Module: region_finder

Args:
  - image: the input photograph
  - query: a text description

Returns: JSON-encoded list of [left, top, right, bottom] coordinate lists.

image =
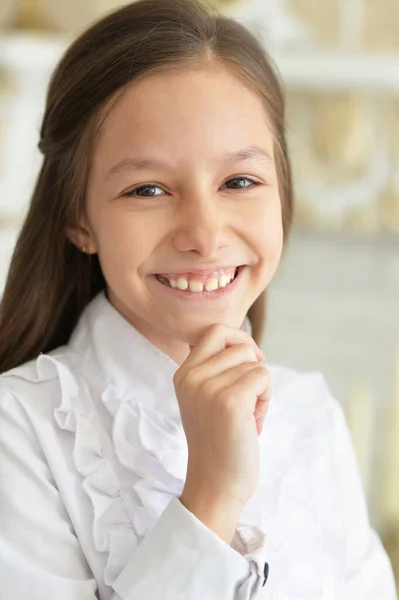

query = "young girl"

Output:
[[0, 0, 396, 598]]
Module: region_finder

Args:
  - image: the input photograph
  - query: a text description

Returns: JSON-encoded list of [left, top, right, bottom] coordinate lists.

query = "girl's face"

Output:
[[78, 64, 283, 363]]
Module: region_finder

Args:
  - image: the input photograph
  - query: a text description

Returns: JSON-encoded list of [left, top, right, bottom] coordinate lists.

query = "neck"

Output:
[[107, 289, 191, 366]]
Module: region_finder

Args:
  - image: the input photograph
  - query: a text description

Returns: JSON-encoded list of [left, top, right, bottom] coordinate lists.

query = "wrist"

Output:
[[179, 489, 243, 545]]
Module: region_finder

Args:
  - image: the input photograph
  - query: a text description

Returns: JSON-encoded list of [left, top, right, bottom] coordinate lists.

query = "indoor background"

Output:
[[0, 0, 398, 588]]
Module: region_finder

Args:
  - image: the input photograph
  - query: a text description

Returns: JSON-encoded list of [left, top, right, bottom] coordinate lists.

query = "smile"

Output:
[[156, 267, 239, 293], [152, 266, 245, 299]]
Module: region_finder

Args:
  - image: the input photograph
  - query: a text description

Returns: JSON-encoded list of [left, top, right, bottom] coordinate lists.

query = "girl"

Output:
[[0, 0, 396, 598]]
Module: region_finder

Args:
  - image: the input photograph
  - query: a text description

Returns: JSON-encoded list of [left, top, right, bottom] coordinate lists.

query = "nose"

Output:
[[172, 194, 228, 257]]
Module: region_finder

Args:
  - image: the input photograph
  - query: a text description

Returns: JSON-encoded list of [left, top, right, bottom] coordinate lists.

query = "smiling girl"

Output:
[[0, 1, 396, 599]]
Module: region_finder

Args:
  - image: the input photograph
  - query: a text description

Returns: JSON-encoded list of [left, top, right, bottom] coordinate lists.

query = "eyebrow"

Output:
[[105, 145, 273, 180]]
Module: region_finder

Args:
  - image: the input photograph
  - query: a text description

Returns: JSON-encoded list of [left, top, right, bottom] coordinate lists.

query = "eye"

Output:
[[124, 184, 164, 198], [222, 177, 259, 190], [122, 176, 260, 198]]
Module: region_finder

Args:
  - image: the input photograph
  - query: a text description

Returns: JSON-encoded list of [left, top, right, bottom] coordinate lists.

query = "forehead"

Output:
[[93, 64, 274, 169]]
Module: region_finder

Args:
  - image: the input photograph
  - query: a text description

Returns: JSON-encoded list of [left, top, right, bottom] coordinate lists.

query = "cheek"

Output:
[[251, 196, 284, 260], [88, 209, 150, 274]]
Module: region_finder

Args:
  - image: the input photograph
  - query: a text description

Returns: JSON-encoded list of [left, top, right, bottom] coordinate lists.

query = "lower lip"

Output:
[[151, 266, 245, 301]]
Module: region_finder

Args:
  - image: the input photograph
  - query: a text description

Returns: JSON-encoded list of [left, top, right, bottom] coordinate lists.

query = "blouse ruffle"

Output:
[[28, 350, 345, 598]]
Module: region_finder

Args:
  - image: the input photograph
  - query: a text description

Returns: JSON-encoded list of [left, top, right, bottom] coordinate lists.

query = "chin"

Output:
[[167, 311, 247, 346]]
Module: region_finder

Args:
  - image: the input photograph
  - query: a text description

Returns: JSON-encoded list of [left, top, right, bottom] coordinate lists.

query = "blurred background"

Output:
[[0, 0, 398, 587]]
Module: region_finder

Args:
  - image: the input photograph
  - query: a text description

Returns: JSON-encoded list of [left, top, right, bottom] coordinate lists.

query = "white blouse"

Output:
[[0, 291, 396, 600]]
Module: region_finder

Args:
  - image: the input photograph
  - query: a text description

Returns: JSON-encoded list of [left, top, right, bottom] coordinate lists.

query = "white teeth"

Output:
[[189, 281, 204, 293], [158, 269, 238, 292], [176, 278, 188, 290], [204, 278, 219, 292], [218, 274, 228, 288]]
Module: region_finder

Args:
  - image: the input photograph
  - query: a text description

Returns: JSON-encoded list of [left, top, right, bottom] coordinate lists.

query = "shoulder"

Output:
[[268, 362, 338, 413], [264, 362, 343, 453], [264, 363, 355, 504], [262, 363, 349, 489], [0, 347, 85, 426]]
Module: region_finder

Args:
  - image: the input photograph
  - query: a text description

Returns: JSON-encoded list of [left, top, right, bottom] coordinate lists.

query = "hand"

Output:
[[173, 323, 271, 514]]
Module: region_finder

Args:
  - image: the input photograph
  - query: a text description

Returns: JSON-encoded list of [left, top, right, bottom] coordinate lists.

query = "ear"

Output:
[[66, 224, 98, 255]]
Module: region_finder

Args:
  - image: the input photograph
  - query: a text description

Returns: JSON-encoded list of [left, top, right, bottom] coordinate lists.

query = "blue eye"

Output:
[[223, 177, 258, 190], [124, 184, 163, 198], [123, 176, 259, 199]]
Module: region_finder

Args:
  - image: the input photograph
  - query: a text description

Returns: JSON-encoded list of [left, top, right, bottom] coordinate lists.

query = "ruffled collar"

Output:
[[73, 291, 179, 404], [69, 290, 255, 424], [42, 291, 342, 597]]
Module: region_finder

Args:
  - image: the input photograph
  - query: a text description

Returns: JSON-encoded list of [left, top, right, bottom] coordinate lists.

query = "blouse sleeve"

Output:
[[0, 386, 261, 600], [111, 496, 261, 599], [330, 399, 398, 599], [0, 387, 98, 599]]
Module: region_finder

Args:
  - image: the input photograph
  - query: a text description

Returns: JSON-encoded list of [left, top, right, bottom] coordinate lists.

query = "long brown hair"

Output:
[[0, 0, 293, 374]]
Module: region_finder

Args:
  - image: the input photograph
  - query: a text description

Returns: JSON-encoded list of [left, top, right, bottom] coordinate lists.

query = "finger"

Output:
[[255, 390, 272, 436], [198, 360, 262, 399], [191, 343, 258, 382], [254, 394, 271, 421], [228, 364, 271, 413], [184, 323, 264, 370], [197, 362, 271, 413], [256, 413, 266, 436]]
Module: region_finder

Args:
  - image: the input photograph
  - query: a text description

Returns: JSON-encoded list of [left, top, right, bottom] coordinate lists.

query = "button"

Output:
[[262, 562, 269, 587]]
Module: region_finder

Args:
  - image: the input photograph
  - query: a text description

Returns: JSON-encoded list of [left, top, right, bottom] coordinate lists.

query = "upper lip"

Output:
[[156, 265, 242, 276]]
